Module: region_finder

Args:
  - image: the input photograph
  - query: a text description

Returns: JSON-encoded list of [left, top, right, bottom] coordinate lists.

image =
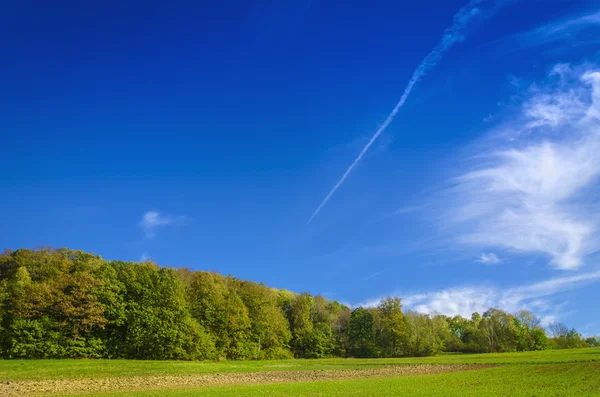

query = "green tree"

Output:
[[403, 311, 443, 356], [0, 248, 589, 361], [287, 293, 314, 357], [185, 271, 231, 357], [4, 266, 60, 358], [375, 297, 408, 357], [547, 322, 587, 349], [478, 308, 518, 353], [529, 327, 550, 350], [115, 263, 215, 359], [446, 315, 482, 352], [232, 280, 291, 359], [90, 261, 127, 358], [514, 310, 548, 351], [348, 307, 377, 357], [585, 336, 600, 347], [332, 306, 351, 357], [52, 272, 107, 357]]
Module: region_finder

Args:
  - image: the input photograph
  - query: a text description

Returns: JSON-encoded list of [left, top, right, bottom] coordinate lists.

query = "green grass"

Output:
[[71, 362, 600, 397], [2, 348, 599, 397], [0, 347, 598, 381]]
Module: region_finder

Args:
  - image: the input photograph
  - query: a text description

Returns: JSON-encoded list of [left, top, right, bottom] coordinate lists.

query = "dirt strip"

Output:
[[0, 364, 493, 396]]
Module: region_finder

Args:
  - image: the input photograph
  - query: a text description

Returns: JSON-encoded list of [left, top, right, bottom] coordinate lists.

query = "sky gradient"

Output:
[[2, 0, 600, 335]]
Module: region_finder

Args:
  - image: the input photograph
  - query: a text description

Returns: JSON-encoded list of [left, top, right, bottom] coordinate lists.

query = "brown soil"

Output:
[[0, 364, 493, 396]]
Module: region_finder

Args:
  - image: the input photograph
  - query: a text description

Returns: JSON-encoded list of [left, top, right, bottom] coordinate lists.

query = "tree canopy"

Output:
[[0, 248, 594, 359]]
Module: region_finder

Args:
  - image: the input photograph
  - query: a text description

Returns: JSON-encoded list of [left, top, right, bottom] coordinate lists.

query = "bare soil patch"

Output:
[[0, 364, 493, 396]]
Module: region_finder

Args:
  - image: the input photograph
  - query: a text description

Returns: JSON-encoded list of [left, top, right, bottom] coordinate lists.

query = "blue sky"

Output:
[[2, 0, 600, 335]]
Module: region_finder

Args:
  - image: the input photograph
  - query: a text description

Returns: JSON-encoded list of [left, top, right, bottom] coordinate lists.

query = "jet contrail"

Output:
[[308, 0, 491, 224]]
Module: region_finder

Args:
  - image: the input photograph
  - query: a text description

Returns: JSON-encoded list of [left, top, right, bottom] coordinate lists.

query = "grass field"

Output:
[[74, 362, 600, 397], [1, 348, 599, 396]]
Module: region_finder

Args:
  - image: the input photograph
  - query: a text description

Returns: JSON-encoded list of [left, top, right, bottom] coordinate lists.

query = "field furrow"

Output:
[[0, 364, 490, 396]]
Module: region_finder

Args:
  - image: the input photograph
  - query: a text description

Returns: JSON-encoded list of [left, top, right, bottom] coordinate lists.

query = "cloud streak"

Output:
[[307, 0, 497, 223], [478, 252, 500, 264], [480, 9, 600, 55], [361, 271, 382, 281], [140, 210, 185, 238], [358, 270, 600, 324], [517, 10, 600, 49], [444, 64, 600, 270]]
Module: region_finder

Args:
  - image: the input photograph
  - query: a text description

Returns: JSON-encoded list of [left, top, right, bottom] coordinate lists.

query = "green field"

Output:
[[76, 363, 600, 397], [1, 348, 599, 396]]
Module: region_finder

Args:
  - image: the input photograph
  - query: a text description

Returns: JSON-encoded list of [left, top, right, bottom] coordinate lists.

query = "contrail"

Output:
[[308, 0, 491, 224]]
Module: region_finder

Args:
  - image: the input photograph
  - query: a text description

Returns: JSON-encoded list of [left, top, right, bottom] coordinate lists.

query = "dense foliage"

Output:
[[0, 249, 595, 360]]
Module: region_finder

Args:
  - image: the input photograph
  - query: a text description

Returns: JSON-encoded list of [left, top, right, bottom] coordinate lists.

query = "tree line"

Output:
[[0, 248, 597, 360]]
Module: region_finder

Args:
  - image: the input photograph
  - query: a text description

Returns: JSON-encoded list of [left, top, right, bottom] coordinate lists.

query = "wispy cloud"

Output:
[[394, 203, 432, 215], [442, 64, 600, 270], [490, 9, 600, 53], [140, 210, 185, 238], [478, 252, 500, 264], [358, 270, 600, 324], [307, 0, 507, 223], [361, 271, 382, 281], [520, 10, 600, 45]]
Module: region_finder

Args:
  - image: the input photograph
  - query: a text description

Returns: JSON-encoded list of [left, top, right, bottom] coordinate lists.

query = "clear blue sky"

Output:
[[2, 0, 600, 335]]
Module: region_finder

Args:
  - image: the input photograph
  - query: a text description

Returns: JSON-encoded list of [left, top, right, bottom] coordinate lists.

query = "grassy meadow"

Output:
[[1, 347, 598, 381], [75, 362, 600, 397], [1, 348, 598, 396]]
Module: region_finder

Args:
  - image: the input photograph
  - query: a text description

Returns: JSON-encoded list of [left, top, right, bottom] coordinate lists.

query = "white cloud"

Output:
[[478, 252, 500, 264], [358, 271, 600, 323], [444, 64, 600, 270], [402, 287, 496, 318], [140, 210, 184, 238], [530, 11, 600, 39], [497, 10, 600, 52]]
